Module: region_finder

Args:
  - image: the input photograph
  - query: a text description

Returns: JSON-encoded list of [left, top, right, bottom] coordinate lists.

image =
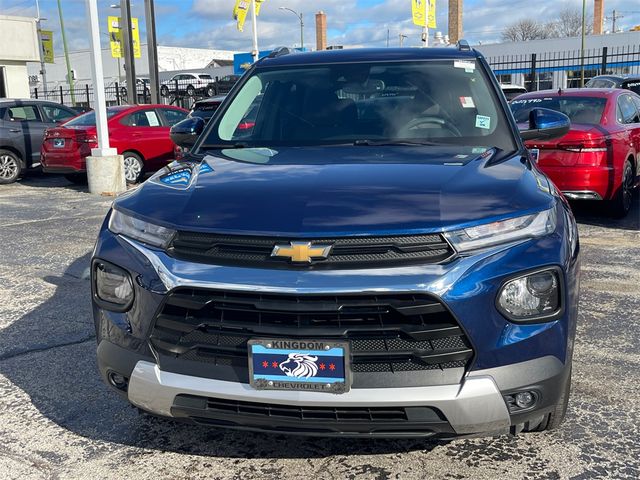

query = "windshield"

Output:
[[63, 108, 122, 126], [511, 96, 607, 125], [198, 59, 517, 152]]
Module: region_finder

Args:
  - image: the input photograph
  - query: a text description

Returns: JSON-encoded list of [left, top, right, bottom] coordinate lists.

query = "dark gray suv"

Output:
[[0, 99, 77, 184]]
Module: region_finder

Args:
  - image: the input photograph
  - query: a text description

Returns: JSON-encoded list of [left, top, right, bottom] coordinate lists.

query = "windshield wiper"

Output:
[[353, 139, 443, 147]]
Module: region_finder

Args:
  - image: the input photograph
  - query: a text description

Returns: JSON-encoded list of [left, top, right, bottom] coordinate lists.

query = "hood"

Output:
[[114, 146, 554, 236]]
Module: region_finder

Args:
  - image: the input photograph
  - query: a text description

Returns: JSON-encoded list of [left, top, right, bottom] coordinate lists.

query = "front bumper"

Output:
[[92, 202, 579, 437]]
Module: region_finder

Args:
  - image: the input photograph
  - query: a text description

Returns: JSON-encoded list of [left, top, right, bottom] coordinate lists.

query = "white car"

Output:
[[160, 73, 214, 97], [500, 84, 528, 102]]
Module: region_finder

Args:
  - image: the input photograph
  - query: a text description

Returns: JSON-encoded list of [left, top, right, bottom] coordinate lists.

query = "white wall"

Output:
[[0, 16, 39, 98], [1, 62, 31, 98], [0, 15, 39, 62]]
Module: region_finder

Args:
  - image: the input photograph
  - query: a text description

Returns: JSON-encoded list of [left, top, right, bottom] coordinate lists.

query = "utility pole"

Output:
[[422, 0, 428, 47], [57, 0, 75, 105], [120, 0, 136, 104], [399, 33, 407, 47], [144, 0, 160, 103], [251, 0, 259, 62], [580, 0, 586, 87], [611, 10, 624, 33], [279, 7, 303, 50], [386, 29, 390, 47], [35, 0, 48, 97]]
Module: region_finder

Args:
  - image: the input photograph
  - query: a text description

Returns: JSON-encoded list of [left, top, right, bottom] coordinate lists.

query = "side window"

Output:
[[6, 105, 41, 122], [160, 108, 187, 126], [41, 105, 76, 123], [618, 95, 639, 124], [631, 96, 640, 123], [122, 109, 162, 127]]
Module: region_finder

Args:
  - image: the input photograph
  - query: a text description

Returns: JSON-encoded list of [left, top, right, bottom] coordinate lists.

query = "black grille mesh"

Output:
[[150, 289, 474, 375], [167, 232, 454, 268]]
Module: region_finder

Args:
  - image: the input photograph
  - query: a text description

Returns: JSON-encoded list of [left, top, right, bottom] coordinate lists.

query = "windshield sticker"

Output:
[[511, 98, 543, 105], [145, 111, 160, 126], [475, 115, 491, 130], [471, 147, 488, 154], [459, 96, 475, 108], [454, 60, 475, 73]]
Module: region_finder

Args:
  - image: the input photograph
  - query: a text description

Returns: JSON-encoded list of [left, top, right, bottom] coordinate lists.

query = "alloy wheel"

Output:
[[0, 154, 19, 180], [123, 156, 142, 183]]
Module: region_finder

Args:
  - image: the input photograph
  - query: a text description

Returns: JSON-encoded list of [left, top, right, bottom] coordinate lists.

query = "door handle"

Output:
[[9, 129, 20, 133]]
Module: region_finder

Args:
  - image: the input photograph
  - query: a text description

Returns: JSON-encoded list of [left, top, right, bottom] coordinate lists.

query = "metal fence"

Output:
[[30, 78, 225, 110], [486, 45, 640, 91], [30, 45, 640, 108]]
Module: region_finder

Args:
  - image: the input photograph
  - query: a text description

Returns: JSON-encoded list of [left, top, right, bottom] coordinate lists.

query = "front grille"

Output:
[[150, 289, 474, 376], [167, 232, 454, 268]]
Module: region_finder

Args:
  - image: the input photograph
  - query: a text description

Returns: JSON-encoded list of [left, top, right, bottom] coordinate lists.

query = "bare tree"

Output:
[[545, 8, 592, 38], [501, 19, 549, 42]]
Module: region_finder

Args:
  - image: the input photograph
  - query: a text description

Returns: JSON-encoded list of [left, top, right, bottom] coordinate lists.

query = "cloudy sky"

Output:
[[3, 0, 640, 54]]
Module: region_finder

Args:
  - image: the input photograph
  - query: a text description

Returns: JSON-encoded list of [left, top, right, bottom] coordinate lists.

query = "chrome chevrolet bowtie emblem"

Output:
[[271, 241, 333, 263]]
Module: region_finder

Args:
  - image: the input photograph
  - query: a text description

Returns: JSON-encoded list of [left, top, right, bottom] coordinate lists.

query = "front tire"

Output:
[[0, 149, 22, 184], [186, 85, 196, 97], [607, 160, 634, 218], [206, 85, 216, 97], [123, 151, 144, 184]]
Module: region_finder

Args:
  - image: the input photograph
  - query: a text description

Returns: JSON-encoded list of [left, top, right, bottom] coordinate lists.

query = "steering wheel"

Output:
[[398, 116, 461, 137]]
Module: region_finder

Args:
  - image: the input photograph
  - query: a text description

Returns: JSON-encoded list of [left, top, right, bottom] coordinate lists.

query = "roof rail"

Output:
[[267, 47, 293, 58], [456, 39, 471, 51]]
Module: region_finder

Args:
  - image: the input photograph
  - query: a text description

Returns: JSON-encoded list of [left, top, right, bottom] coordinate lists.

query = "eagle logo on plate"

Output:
[[271, 241, 332, 263], [279, 353, 319, 379]]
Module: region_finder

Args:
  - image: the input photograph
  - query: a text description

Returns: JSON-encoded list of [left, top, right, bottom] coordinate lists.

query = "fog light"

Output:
[[95, 261, 134, 309], [107, 371, 129, 391], [498, 269, 560, 321], [515, 391, 535, 409]]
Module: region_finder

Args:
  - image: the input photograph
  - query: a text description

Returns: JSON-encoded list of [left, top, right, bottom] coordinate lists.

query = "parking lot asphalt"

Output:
[[0, 174, 638, 480]]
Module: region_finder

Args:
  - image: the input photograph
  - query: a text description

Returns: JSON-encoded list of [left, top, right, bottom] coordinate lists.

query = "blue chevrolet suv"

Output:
[[91, 44, 579, 438]]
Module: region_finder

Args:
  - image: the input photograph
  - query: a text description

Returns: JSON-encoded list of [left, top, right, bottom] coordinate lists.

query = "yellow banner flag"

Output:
[[41, 30, 54, 64], [108, 16, 141, 59], [233, 0, 250, 32], [108, 16, 122, 58], [412, 0, 436, 29], [255, 0, 265, 16]]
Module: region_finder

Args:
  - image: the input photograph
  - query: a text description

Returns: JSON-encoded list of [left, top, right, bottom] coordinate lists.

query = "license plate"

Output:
[[248, 339, 350, 394], [529, 148, 539, 163], [53, 138, 65, 148]]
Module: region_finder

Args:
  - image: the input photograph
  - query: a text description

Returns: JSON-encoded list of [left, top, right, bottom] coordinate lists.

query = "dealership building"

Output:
[[475, 30, 640, 91]]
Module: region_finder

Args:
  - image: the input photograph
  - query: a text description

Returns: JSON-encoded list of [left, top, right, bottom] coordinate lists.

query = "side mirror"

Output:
[[519, 108, 570, 141], [170, 116, 204, 148]]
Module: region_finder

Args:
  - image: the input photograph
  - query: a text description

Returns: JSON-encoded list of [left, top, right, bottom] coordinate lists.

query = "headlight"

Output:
[[108, 209, 175, 248], [497, 269, 561, 322], [94, 260, 134, 310], [444, 208, 556, 253]]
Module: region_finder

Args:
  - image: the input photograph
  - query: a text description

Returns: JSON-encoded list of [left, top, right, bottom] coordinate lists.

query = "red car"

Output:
[[511, 88, 640, 217], [41, 104, 188, 183]]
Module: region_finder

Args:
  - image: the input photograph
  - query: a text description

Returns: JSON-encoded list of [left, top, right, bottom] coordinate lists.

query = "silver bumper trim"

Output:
[[562, 190, 603, 201], [127, 361, 511, 434]]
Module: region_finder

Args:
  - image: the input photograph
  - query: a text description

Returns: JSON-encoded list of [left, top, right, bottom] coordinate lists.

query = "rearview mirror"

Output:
[[519, 108, 570, 141], [170, 116, 205, 148]]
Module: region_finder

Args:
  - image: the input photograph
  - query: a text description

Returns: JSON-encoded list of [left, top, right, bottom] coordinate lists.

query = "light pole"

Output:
[[35, 0, 48, 97], [279, 6, 303, 50], [580, 0, 586, 87], [57, 0, 76, 105]]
